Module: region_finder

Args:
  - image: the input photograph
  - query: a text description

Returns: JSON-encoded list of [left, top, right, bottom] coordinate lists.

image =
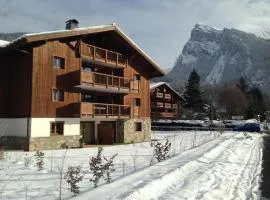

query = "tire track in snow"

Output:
[[159, 134, 262, 200], [229, 135, 262, 199], [79, 135, 233, 200], [124, 135, 239, 200]]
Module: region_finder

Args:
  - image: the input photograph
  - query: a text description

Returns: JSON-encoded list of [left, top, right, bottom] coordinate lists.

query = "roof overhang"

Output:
[[150, 82, 186, 101], [2, 24, 165, 77]]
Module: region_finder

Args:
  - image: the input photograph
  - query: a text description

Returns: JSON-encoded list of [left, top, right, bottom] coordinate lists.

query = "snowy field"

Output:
[[0, 130, 263, 200]]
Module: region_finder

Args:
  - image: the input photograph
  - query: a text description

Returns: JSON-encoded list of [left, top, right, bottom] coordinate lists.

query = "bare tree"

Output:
[[218, 84, 248, 117]]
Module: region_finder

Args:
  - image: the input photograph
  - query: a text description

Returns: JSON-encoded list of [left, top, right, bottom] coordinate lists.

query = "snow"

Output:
[[0, 40, 10, 47], [150, 82, 185, 100], [0, 131, 263, 199], [205, 55, 226, 84], [150, 82, 167, 89], [195, 23, 223, 33]]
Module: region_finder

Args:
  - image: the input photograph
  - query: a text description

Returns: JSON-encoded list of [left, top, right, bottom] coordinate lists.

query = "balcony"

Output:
[[77, 71, 131, 93], [165, 103, 171, 109], [172, 104, 178, 109], [81, 102, 131, 119], [164, 94, 171, 99], [156, 102, 164, 108], [151, 112, 179, 118], [80, 43, 128, 68], [156, 92, 163, 98]]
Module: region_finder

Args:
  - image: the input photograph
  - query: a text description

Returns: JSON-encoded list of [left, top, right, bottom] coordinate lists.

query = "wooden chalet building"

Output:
[[0, 20, 164, 151], [150, 82, 184, 120]]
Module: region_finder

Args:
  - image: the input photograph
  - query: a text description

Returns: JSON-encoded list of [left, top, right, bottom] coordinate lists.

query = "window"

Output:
[[135, 122, 142, 132], [135, 74, 141, 81], [135, 98, 141, 106], [52, 89, 64, 102], [53, 56, 65, 69], [51, 122, 64, 135]]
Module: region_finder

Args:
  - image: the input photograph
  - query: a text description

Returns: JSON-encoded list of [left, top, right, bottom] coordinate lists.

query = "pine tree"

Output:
[[236, 77, 248, 95], [247, 87, 265, 118], [183, 69, 203, 111]]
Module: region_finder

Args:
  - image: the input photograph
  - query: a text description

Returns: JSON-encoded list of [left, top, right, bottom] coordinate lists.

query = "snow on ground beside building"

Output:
[[0, 131, 263, 199]]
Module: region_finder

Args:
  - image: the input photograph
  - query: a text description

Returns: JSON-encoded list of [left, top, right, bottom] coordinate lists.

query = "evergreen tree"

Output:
[[247, 87, 265, 118], [236, 77, 248, 95], [183, 69, 203, 111]]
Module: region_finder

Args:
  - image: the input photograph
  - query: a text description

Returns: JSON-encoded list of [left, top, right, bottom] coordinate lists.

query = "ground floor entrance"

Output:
[[80, 121, 119, 145]]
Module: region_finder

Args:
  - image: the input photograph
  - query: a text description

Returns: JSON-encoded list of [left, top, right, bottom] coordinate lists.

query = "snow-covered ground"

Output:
[[0, 131, 263, 199]]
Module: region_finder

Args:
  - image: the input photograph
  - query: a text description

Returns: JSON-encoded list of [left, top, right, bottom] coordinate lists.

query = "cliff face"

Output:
[[167, 23, 270, 88]]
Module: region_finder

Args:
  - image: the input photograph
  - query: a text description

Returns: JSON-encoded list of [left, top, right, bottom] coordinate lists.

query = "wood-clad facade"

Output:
[[0, 23, 164, 150], [150, 82, 184, 120]]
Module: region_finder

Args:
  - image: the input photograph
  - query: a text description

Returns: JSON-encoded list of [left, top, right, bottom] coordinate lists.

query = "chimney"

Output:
[[65, 19, 79, 30]]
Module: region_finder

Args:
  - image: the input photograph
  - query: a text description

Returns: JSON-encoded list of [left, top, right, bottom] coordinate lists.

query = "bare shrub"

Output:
[[89, 147, 117, 187], [0, 149, 3, 160], [64, 166, 84, 195], [34, 151, 45, 171], [153, 139, 171, 162], [89, 147, 104, 187], [131, 150, 138, 171], [24, 154, 32, 168], [103, 154, 117, 184]]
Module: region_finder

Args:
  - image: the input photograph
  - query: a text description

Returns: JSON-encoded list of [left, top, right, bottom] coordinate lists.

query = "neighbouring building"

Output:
[[0, 20, 164, 151], [150, 82, 184, 120]]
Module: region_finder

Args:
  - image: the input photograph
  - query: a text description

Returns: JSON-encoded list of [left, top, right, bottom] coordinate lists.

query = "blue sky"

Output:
[[0, 0, 270, 70]]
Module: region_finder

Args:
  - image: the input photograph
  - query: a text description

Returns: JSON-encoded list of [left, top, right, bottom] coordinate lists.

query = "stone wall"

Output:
[[29, 135, 82, 151], [122, 118, 151, 143]]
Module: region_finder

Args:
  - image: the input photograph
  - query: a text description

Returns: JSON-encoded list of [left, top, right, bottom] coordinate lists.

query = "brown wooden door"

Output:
[[98, 123, 114, 144]]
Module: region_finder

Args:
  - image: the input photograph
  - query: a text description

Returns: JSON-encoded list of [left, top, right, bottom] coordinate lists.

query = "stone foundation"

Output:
[[122, 118, 151, 143], [0, 135, 82, 151], [29, 135, 82, 151]]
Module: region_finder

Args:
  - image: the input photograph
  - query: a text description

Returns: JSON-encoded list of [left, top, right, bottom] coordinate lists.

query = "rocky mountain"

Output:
[[166, 23, 270, 89]]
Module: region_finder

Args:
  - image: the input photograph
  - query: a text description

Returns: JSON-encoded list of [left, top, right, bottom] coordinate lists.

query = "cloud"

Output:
[[0, 0, 269, 70]]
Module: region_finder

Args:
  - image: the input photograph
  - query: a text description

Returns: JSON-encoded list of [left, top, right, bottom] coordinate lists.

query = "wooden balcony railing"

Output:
[[165, 94, 171, 99], [165, 103, 171, 109], [156, 92, 163, 98], [81, 102, 131, 118], [81, 71, 131, 90], [151, 112, 179, 118], [81, 43, 128, 68], [156, 102, 164, 108], [172, 104, 178, 109]]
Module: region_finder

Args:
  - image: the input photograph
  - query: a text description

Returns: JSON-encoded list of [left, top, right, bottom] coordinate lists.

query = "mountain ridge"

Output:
[[166, 23, 270, 90]]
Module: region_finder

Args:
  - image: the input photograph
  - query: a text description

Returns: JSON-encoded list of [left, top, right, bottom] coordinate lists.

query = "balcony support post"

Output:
[[116, 53, 119, 67], [118, 106, 120, 118], [93, 46, 96, 60], [106, 105, 108, 118]]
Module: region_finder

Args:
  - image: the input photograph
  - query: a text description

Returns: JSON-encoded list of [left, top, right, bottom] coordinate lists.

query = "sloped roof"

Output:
[[0, 40, 10, 47], [2, 24, 164, 77], [150, 82, 185, 101]]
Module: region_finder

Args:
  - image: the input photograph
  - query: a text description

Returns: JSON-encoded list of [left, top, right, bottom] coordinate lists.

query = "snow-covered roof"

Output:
[[0, 40, 10, 47], [2, 24, 164, 77], [150, 82, 185, 101]]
